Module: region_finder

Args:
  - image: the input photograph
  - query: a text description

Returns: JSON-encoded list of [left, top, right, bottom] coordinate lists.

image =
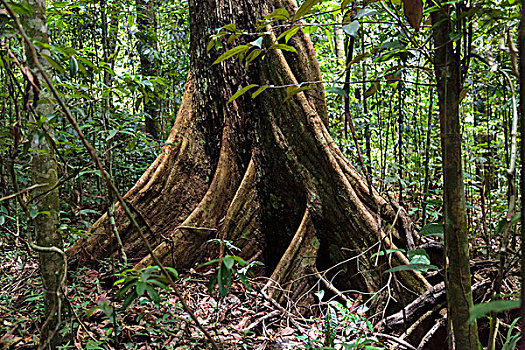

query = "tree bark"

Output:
[[519, 0, 525, 348], [69, 0, 430, 314], [24, 0, 66, 347], [431, 2, 480, 349]]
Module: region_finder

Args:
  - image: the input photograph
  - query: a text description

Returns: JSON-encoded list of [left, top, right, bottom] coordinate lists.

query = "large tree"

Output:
[[68, 0, 431, 314]]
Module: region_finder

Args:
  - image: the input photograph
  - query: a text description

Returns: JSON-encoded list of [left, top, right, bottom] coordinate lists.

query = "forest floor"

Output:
[[0, 253, 381, 350]]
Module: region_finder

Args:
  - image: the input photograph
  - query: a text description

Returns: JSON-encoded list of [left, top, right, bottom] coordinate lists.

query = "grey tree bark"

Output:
[[431, 2, 480, 348], [24, 0, 66, 347]]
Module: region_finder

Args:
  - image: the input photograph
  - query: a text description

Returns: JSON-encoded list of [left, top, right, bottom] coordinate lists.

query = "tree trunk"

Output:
[[69, 0, 430, 314], [518, 0, 525, 347], [431, 2, 480, 349], [24, 0, 66, 347], [136, 0, 163, 139]]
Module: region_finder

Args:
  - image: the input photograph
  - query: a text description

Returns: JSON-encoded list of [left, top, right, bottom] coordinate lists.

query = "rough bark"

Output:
[[431, 2, 480, 349], [24, 0, 66, 347], [519, 0, 525, 347], [69, 0, 431, 315]]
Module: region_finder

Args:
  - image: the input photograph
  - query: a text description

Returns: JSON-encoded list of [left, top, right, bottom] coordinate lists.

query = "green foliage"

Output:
[[300, 294, 383, 349], [114, 266, 179, 310], [468, 300, 520, 323], [202, 240, 263, 297], [500, 317, 521, 350]]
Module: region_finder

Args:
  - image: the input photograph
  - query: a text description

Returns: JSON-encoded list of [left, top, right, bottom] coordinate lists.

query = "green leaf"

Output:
[[246, 48, 262, 63], [252, 85, 269, 98], [222, 23, 237, 32], [325, 86, 348, 98], [29, 206, 39, 219], [265, 8, 290, 21], [207, 39, 216, 53], [122, 290, 137, 309], [9, 2, 32, 15], [231, 256, 248, 266], [277, 26, 300, 43], [212, 45, 250, 65], [164, 266, 179, 279], [341, 0, 354, 10], [293, 0, 321, 22], [385, 263, 438, 273], [237, 273, 251, 290], [468, 300, 520, 324], [222, 255, 235, 270], [268, 44, 297, 53], [355, 8, 380, 19], [107, 129, 118, 141], [419, 223, 444, 237], [407, 249, 430, 261], [0, 216, 5, 225], [198, 259, 220, 268], [409, 254, 431, 266], [364, 81, 379, 98], [284, 85, 315, 102], [116, 281, 137, 299], [148, 279, 168, 290], [113, 278, 126, 286], [228, 84, 259, 103], [136, 282, 146, 297], [342, 20, 360, 37], [145, 285, 161, 305], [69, 56, 78, 77], [218, 264, 232, 297], [41, 53, 66, 74]]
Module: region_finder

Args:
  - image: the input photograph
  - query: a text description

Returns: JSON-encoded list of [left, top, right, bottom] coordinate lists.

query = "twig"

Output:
[[375, 332, 417, 350], [244, 310, 280, 331], [0, 183, 48, 202]]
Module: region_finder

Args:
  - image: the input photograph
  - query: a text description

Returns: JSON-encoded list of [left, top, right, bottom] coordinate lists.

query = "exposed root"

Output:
[[265, 209, 319, 312], [137, 128, 245, 267]]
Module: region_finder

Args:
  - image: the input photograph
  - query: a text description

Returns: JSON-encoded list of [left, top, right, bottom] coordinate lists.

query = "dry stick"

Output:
[[244, 310, 280, 332], [0, 183, 48, 202], [0, 3, 220, 349], [374, 333, 417, 350], [313, 268, 352, 305]]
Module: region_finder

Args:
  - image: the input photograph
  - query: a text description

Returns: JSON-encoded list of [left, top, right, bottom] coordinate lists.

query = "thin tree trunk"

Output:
[[518, 0, 525, 347], [23, 0, 66, 347], [431, 2, 479, 348], [421, 88, 433, 226], [136, 0, 163, 139], [334, 26, 345, 66]]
